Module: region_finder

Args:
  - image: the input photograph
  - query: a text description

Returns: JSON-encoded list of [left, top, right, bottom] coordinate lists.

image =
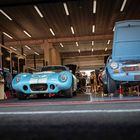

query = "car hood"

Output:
[[31, 71, 59, 79]]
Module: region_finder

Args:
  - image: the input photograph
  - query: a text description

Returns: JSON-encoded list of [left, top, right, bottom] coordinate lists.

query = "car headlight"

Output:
[[110, 62, 119, 69], [16, 76, 21, 83], [59, 74, 67, 82]]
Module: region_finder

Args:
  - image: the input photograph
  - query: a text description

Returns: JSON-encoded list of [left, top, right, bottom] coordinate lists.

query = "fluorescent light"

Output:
[[92, 41, 94, 46], [60, 43, 64, 47], [23, 30, 31, 38], [93, 0, 97, 14], [63, 3, 69, 16], [105, 48, 108, 51], [76, 42, 79, 46], [78, 49, 80, 53], [25, 45, 31, 50], [71, 26, 75, 34], [34, 52, 39, 55], [34, 5, 43, 18], [120, 0, 127, 12], [107, 40, 110, 44], [92, 48, 94, 52], [0, 9, 12, 21], [3, 32, 13, 39], [10, 47, 17, 51], [92, 25, 95, 33], [49, 28, 55, 36]]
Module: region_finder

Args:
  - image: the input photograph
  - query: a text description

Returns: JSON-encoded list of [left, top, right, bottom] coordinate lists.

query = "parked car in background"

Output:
[[103, 20, 140, 94], [12, 65, 77, 99]]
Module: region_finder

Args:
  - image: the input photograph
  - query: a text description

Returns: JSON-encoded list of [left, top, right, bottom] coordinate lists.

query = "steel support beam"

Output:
[[4, 34, 113, 46], [48, 34, 113, 43], [61, 50, 112, 58]]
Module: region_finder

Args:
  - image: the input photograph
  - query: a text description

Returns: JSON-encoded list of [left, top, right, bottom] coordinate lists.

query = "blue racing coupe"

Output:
[[12, 65, 77, 99]]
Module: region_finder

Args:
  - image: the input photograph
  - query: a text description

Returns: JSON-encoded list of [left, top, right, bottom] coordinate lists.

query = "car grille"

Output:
[[122, 66, 140, 72], [30, 84, 48, 91], [134, 75, 140, 80]]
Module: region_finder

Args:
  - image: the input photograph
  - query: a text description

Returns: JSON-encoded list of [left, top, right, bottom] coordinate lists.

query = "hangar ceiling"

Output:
[[0, 0, 140, 70]]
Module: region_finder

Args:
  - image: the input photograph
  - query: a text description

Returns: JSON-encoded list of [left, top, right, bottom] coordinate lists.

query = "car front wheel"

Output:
[[64, 87, 73, 98], [17, 92, 27, 100], [107, 74, 117, 93]]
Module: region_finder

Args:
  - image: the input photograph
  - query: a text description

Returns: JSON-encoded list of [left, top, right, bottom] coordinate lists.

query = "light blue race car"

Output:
[[102, 20, 140, 94], [12, 65, 77, 99]]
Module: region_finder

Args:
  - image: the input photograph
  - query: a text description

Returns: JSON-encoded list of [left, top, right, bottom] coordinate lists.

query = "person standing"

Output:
[[0, 68, 6, 100], [90, 71, 97, 93]]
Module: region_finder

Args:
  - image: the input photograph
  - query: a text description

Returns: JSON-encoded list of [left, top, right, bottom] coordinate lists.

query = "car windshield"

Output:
[[41, 66, 67, 72]]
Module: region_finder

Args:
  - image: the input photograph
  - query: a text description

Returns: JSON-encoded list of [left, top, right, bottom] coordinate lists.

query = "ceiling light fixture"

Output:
[[49, 28, 55, 36], [63, 3, 69, 16], [92, 41, 94, 46], [92, 48, 94, 52], [23, 30, 31, 38], [10, 47, 17, 51], [107, 40, 110, 44], [92, 25, 95, 33], [25, 45, 31, 50], [34, 5, 44, 18], [71, 26, 75, 34], [78, 49, 80, 53], [105, 48, 108, 51], [34, 52, 39, 55], [3, 32, 13, 39], [120, 0, 127, 12], [60, 43, 64, 47], [76, 42, 79, 46], [0, 9, 12, 21], [93, 0, 97, 14]]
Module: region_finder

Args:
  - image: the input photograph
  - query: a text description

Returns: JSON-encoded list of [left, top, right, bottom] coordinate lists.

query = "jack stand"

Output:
[[119, 82, 123, 98], [49, 93, 55, 97]]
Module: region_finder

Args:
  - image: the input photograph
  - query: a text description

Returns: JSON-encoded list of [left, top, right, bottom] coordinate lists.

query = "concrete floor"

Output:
[[0, 93, 140, 140]]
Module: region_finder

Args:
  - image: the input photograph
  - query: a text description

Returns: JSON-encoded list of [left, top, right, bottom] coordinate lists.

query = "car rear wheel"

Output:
[[64, 87, 73, 98], [17, 92, 27, 100]]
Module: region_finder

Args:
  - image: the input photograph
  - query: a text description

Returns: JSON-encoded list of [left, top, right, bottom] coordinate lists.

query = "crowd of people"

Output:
[[0, 68, 13, 100], [90, 69, 103, 94]]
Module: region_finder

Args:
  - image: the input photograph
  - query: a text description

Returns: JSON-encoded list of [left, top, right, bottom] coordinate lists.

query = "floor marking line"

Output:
[[1, 109, 140, 115]]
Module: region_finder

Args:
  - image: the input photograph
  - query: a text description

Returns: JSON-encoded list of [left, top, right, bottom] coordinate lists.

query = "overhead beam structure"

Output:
[[61, 50, 111, 58], [4, 34, 113, 46]]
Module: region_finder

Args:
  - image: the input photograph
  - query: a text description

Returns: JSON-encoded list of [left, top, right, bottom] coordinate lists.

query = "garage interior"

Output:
[[0, 0, 140, 99]]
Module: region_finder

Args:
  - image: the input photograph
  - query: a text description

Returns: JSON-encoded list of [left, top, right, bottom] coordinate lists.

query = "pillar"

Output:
[[34, 54, 36, 69], [42, 40, 51, 66], [18, 57, 20, 73], [0, 33, 4, 68], [42, 40, 61, 65], [9, 52, 12, 73], [0, 46, 2, 68]]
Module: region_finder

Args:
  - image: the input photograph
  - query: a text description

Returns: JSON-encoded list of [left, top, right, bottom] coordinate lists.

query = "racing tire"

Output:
[[17, 92, 27, 100], [64, 87, 73, 98], [103, 84, 108, 94], [107, 74, 117, 93]]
